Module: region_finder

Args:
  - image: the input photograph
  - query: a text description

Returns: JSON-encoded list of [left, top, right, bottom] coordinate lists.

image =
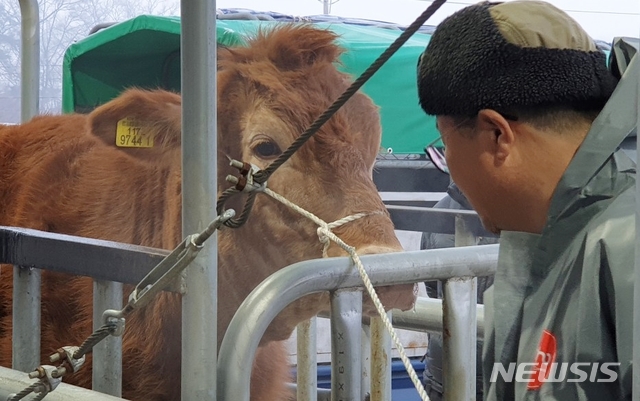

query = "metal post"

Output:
[[92, 280, 123, 396], [392, 297, 485, 338], [297, 318, 318, 401], [369, 313, 392, 401], [180, 0, 218, 399], [13, 0, 41, 374], [323, 0, 330, 14], [330, 289, 363, 401], [442, 215, 477, 400], [12, 267, 40, 372], [19, 0, 39, 121], [361, 324, 371, 400]]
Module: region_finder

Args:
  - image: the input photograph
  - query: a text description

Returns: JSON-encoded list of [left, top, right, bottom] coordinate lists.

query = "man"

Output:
[[417, 1, 634, 399], [421, 181, 498, 401]]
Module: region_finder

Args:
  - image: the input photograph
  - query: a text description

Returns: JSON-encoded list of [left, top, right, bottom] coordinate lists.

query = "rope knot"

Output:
[[316, 225, 332, 258]]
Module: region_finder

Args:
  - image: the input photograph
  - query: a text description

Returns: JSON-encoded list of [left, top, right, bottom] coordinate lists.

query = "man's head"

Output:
[[417, 0, 618, 234]]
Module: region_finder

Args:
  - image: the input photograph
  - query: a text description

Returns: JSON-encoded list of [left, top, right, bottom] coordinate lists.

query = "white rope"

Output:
[[262, 188, 429, 401]]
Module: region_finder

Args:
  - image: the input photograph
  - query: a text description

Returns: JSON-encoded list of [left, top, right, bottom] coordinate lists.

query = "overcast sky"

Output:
[[214, 0, 640, 41]]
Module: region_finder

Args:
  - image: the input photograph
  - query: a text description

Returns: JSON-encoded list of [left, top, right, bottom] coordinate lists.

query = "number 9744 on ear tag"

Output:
[[116, 118, 154, 148]]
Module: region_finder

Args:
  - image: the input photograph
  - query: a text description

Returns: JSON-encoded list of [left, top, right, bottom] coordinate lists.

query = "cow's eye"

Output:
[[252, 140, 282, 159]]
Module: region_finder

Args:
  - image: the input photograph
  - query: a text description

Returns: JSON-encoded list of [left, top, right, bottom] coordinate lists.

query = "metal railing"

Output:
[[0, 213, 496, 400], [217, 243, 499, 401], [1, 227, 169, 399]]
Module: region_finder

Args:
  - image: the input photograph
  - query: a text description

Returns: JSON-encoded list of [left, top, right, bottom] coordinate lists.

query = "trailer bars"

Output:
[[0, 223, 497, 400], [217, 243, 499, 401]]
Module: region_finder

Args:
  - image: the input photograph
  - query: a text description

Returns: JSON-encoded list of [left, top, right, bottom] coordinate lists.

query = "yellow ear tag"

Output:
[[115, 118, 154, 148]]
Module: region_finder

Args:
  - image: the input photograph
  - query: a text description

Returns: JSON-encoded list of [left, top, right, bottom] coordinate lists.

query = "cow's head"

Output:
[[216, 25, 417, 342], [85, 25, 417, 345]]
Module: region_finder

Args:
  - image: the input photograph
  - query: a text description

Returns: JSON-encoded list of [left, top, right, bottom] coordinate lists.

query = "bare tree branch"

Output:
[[0, 0, 180, 122]]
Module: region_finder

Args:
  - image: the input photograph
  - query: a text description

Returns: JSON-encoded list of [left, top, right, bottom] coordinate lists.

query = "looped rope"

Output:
[[262, 188, 378, 257], [261, 188, 429, 401], [316, 213, 373, 257]]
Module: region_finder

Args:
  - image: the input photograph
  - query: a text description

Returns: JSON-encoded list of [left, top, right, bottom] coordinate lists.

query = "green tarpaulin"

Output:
[[62, 15, 436, 154]]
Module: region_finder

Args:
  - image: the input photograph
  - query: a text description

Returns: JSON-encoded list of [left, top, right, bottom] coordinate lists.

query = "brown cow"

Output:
[[0, 25, 416, 400]]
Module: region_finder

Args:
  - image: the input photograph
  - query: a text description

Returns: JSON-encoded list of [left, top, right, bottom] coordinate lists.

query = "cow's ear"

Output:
[[88, 89, 182, 162]]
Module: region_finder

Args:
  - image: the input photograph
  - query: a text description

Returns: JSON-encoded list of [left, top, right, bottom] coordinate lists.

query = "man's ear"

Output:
[[476, 109, 515, 164]]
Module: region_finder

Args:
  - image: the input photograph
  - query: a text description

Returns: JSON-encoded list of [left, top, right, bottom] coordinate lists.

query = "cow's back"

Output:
[[0, 112, 182, 246]]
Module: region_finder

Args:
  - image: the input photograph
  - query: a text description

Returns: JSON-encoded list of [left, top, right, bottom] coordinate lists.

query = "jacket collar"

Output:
[[546, 56, 638, 228]]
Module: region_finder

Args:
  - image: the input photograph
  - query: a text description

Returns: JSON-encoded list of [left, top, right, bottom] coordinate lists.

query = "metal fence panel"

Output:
[[218, 244, 498, 401]]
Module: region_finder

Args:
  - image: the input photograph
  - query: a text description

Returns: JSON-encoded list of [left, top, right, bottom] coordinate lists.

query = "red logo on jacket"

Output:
[[528, 330, 557, 390]]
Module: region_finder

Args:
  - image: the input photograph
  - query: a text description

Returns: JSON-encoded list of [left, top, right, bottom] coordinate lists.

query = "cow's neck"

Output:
[[214, 209, 320, 347], [215, 228, 286, 349]]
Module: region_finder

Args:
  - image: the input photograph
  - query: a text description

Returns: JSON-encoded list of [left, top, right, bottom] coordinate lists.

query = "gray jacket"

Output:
[[483, 56, 637, 400]]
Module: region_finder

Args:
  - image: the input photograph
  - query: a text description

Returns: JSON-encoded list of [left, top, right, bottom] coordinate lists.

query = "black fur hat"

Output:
[[417, 1, 619, 116]]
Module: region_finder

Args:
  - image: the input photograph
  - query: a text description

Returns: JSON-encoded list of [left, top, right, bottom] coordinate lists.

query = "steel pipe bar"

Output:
[[387, 205, 498, 237], [372, 160, 450, 193], [218, 244, 498, 401], [442, 277, 477, 401], [320, 297, 486, 337], [361, 324, 371, 399], [297, 318, 318, 401], [92, 280, 123, 396], [19, 0, 39, 121], [392, 297, 485, 338], [330, 290, 363, 401], [180, 0, 219, 399], [369, 314, 392, 401], [442, 216, 478, 401], [14, 0, 41, 374], [0, 227, 169, 284], [12, 266, 40, 372]]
